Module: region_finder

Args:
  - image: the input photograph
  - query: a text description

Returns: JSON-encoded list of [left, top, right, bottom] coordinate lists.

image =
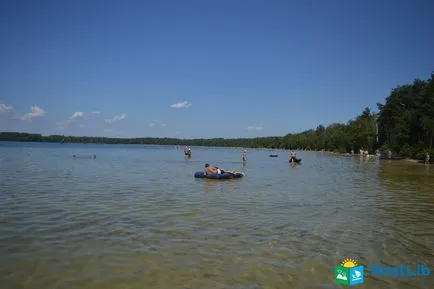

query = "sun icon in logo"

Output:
[[341, 258, 358, 268]]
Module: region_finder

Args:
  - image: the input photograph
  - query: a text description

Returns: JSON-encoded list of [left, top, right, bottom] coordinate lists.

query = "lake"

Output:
[[0, 141, 433, 289]]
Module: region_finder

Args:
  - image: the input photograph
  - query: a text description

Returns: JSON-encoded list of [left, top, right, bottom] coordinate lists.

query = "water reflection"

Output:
[[372, 160, 434, 279], [241, 162, 247, 174], [289, 162, 301, 169], [1, 145, 434, 289], [379, 161, 434, 187], [202, 179, 218, 191]]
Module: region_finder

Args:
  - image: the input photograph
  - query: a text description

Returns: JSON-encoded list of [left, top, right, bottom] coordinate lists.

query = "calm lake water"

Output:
[[0, 141, 433, 289]]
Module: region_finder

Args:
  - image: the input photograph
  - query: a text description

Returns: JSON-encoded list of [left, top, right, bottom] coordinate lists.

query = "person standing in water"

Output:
[[184, 146, 191, 158], [289, 150, 297, 162], [242, 150, 247, 162], [426, 152, 430, 164]]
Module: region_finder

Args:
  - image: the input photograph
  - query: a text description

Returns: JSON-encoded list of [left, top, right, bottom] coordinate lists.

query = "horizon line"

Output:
[[0, 131, 289, 140]]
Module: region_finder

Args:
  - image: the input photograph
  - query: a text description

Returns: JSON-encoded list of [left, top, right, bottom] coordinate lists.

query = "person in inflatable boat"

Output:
[[204, 163, 236, 175]]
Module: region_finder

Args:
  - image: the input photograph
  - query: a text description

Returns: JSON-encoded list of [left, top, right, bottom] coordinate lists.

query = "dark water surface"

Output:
[[0, 142, 433, 289]]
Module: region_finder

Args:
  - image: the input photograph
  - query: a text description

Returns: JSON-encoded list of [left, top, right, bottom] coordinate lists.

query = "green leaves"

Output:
[[377, 72, 434, 154]]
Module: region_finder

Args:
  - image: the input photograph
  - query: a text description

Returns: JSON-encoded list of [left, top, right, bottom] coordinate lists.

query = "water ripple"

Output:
[[0, 143, 433, 289]]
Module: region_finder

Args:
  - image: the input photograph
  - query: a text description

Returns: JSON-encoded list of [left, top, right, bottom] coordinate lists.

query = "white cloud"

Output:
[[70, 111, 84, 120], [170, 101, 192, 109], [20, 106, 46, 121], [247, 125, 264, 131], [161, 123, 167, 128], [148, 122, 156, 127], [79, 124, 88, 128], [104, 114, 126, 124], [84, 111, 100, 121], [0, 103, 14, 114], [56, 111, 85, 129]]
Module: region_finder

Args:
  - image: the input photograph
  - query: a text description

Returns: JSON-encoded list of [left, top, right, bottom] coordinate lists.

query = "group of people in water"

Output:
[[355, 147, 430, 163], [182, 146, 299, 175]]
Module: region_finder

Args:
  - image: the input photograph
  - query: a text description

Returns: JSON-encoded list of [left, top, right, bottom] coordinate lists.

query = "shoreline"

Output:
[[1, 139, 431, 164], [323, 151, 431, 164]]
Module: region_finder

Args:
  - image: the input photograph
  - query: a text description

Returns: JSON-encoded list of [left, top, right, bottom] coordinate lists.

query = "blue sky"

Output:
[[0, 0, 433, 139]]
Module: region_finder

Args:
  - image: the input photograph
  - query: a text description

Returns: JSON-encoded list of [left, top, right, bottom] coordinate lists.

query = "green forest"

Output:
[[1, 73, 433, 159]]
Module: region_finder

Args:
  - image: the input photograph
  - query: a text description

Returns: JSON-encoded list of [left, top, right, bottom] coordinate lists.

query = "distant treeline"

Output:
[[1, 73, 433, 159]]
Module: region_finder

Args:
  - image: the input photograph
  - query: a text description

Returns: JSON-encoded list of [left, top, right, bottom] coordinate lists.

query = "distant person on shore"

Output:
[[351, 149, 354, 155], [204, 163, 237, 175], [242, 150, 247, 162], [426, 152, 430, 164], [289, 150, 297, 162], [388, 150, 392, 159]]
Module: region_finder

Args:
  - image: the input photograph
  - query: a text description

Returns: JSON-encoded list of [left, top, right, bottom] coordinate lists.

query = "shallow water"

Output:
[[0, 142, 433, 289]]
